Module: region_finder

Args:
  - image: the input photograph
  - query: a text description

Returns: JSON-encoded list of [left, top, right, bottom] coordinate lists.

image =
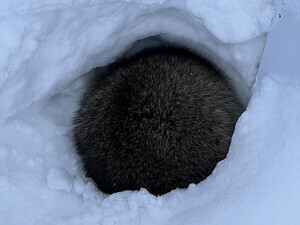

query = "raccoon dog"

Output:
[[73, 47, 244, 196]]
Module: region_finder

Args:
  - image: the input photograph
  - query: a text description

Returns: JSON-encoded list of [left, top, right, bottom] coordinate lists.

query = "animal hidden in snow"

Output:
[[73, 46, 244, 196]]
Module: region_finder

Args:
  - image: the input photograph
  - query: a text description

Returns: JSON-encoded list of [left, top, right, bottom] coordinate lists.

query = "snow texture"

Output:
[[0, 0, 299, 224]]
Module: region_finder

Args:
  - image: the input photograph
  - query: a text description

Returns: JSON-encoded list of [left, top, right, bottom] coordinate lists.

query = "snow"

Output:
[[47, 168, 73, 191], [0, 0, 299, 224]]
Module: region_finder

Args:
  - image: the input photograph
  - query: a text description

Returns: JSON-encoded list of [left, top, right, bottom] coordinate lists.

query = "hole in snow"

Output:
[[70, 35, 245, 196]]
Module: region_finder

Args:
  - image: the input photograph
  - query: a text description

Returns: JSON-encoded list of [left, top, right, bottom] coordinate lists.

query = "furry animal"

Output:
[[73, 47, 244, 196]]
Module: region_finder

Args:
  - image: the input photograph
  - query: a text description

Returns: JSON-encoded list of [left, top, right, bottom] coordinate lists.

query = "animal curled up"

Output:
[[73, 47, 244, 196]]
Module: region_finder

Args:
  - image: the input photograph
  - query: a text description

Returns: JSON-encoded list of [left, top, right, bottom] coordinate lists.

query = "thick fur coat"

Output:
[[73, 47, 244, 196]]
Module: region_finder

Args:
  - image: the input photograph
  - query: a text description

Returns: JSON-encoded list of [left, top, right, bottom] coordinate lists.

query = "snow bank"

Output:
[[0, 0, 274, 120], [2, 0, 299, 225]]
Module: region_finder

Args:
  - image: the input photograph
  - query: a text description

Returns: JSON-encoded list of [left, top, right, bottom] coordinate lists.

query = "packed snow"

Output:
[[0, 0, 299, 224]]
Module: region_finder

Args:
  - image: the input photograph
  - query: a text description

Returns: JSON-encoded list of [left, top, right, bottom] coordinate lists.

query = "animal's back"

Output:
[[73, 47, 244, 196]]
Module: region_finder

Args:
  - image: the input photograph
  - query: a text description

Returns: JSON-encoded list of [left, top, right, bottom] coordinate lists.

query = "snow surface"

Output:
[[1, 0, 299, 224]]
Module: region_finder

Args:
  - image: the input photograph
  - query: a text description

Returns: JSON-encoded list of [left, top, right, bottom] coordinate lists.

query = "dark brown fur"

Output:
[[73, 47, 244, 196]]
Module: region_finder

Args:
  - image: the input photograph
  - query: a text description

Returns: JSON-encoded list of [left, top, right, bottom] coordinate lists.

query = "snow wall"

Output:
[[1, 0, 300, 225]]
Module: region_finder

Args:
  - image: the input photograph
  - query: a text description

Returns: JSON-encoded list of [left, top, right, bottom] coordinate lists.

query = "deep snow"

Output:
[[0, 0, 300, 224]]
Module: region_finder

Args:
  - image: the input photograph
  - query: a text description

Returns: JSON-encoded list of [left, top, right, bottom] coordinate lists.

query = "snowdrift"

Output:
[[1, 0, 300, 225]]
